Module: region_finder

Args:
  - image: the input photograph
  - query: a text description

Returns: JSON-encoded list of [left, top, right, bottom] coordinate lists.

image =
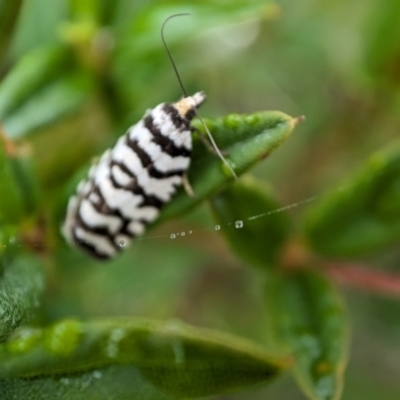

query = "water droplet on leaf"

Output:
[[92, 370, 102, 379], [235, 220, 244, 229]]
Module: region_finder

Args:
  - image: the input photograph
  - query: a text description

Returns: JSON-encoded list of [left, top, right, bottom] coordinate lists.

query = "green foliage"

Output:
[[0, 137, 25, 223], [0, 1, 400, 399], [266, 270, 348, 400], [0, 318, 290, 398], [157, 111, 297, 223], [210, 176, 290, 269], [0, 0, 22, 61], [0, 45, 71, 120], [0, 131, 39, 223], [304, 143, 400, 257], [0, 254, 45, 342], [3, 72, 95, 139]]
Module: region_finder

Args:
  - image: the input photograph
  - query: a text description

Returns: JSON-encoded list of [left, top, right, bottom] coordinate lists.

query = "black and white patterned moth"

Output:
[[62, 14, 236, 259], [62, 92, 206, 259]]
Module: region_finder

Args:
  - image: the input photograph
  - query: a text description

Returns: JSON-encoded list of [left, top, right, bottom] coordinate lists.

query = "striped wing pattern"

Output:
[[62, 92, 206, 259]]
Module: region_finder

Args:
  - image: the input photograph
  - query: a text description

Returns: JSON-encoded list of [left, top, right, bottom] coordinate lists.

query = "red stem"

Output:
[[323, 261, 400, 297]]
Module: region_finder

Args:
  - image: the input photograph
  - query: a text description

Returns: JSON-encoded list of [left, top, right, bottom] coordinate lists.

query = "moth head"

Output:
[[174, 91, 206, 120]]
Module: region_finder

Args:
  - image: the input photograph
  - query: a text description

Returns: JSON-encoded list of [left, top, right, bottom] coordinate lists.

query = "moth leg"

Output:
[[192, 127, 229, 156], [182, 173, 197, 198]]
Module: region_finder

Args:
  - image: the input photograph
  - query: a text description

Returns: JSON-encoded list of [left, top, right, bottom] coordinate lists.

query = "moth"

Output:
[[62, 92, 206, 259], [62, 14, 235, 259]]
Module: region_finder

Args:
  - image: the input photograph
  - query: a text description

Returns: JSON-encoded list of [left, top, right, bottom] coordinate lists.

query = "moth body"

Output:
[[62, 92, 206, 259]]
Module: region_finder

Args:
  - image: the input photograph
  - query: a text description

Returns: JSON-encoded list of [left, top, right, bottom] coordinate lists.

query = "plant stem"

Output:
[[323, 261, 400, 297]]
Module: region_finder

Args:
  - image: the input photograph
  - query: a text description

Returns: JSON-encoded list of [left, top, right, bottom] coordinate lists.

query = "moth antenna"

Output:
[[161, 13, 190, 97], [161, 14, 238, 180], [193, 110, 238, 179]]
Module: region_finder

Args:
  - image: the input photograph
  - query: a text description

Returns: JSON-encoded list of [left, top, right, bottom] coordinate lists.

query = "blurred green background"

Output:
[[2, 0, 400, 399]]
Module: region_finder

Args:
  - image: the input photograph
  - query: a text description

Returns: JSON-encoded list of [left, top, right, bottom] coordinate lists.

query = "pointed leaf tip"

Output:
[[293, 115, 306, 125], [0, 318, 291, 398], [157, 110, 298, 223]]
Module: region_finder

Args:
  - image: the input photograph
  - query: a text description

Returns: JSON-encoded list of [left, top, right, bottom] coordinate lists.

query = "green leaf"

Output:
[[68, 0, 117, 25], [0, 226, 18, 264], [7, 154, 41, 216], [0, 132, 41, 222], [0, 318, 291, 399], [0, 255, 45, 343], [156, 111, 299, 224], [0, 134, 25, 224], [0, 367, 179, 400], [3, 72, 95, 139], [210, 175, 290, 269], [111, 2, 280, 115], [68, 0, 101, 21], [0, 0, 22, 63], [119, 1, 278, 55], [0, 45, 71, 119], [364, 0, 400, 85], [265, 270, 349, 400], [303, 142, 400, 257], [9, 2, 68, 58]]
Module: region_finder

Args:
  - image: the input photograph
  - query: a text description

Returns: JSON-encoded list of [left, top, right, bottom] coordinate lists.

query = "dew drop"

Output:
[[189, 230, 193, 234], [92, 370, 102, 379], [215, 225, 221, 231], [118, 239, 126, 247], [9, 236, 15, 244], [235, 220, 244, 229], [170, 234, 176, 239], [181, 232, 185, 237]]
